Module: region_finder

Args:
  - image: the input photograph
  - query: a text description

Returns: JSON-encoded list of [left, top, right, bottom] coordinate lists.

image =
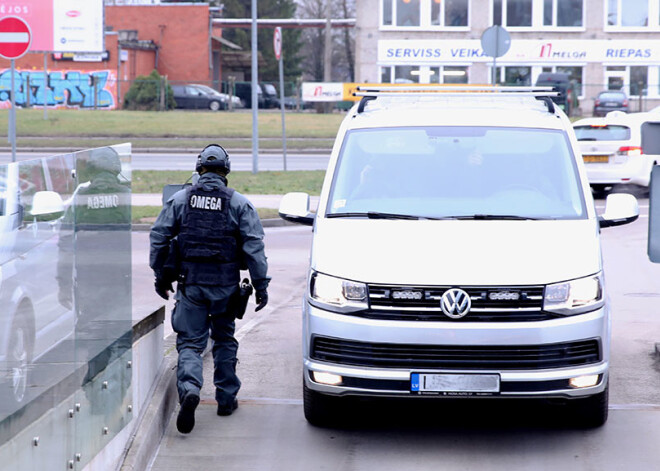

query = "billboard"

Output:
[[0, 0, 103, 53]]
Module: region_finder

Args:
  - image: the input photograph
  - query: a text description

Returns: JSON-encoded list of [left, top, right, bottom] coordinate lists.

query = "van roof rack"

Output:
[[353, 85, 560, 114]]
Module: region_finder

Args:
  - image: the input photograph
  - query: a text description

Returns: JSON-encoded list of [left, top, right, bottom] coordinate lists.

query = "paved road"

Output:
[[145, 199, 660, 471], [0, 151, 332, 171]]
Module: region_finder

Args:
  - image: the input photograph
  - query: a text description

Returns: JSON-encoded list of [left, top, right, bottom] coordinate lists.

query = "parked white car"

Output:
[[280, 86, 640, 428], [573, 111, 660, 194]]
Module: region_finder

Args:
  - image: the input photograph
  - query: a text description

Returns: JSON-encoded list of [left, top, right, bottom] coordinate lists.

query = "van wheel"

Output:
[[209, 100, 221, 111], [7, 315, 32, 404], [303, 380, 340, 427], [569, 382, 609, 428]]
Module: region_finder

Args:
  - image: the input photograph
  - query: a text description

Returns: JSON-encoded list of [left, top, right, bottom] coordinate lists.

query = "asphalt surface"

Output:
[[140, 194, 660, 471]]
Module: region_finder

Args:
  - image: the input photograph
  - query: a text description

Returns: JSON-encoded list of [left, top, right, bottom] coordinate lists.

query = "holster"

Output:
[[226, 278, 254, 320]]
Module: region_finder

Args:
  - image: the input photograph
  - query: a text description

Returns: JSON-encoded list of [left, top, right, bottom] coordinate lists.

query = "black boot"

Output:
[[176, 392, 200, 433], [217, 397, 238, 416]]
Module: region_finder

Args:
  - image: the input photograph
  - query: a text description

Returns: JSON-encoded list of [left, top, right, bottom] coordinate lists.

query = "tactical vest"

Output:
[[177, 184, 240, 286]]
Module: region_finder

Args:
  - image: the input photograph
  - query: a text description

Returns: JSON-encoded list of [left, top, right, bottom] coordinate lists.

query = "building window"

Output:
[[397, 0, 421, 26], [442, 0, 469, 27], [431, 66, 469, 84], [544, 0, 583, 27], [494, 0, 583, 28], [382, 0, 469, 28], [607, 0, 648, 27], [380, 65, 468, 84], [492, 66, 531, 85], [630, 66, 648, 96], [381, 67, 392, 83], [382, 0, 393, 25], [394, 65, 417, 82]]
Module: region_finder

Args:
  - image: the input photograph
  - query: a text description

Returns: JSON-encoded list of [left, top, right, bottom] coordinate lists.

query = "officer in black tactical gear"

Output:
[[149, 144, 270, 434]]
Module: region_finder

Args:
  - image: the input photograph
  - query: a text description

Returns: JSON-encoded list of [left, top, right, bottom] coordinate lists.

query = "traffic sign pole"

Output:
[[0, 16, 34, 162], [10, 59, 15, 161], [274, 27, 287, 171]]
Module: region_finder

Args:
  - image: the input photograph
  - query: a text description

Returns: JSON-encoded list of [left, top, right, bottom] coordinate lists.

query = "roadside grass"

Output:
[[132, 205, 280, 224], [16, 136, 335, 150], [132, 170, 326, 195], [2, 109, 344, 138]]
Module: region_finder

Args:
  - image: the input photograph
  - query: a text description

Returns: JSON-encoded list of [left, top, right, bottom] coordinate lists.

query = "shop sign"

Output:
[[378, 39, 660, 65]]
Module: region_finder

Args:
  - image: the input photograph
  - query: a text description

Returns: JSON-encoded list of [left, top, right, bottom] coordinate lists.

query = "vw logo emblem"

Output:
[[440, 288, 471, 319]]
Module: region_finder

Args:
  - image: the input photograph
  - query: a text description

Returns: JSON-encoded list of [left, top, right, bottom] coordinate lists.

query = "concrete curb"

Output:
[[132, 218, 295, 232], [120, 335, 178, 471]]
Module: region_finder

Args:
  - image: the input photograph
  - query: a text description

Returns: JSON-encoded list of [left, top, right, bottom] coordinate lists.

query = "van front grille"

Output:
[[311, 336, 601, 370], [365, 284, 551, 321]]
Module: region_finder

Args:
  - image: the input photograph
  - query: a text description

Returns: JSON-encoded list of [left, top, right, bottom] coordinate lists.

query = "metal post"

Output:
[[26, 74, 30, 108], [251, 0, 259, 174], [10, 59, 16, 162], [279, 55, 287, 171], [43, 53, 48, 119], [117, 45, 122, 109], [93, 75, 98, 110], [323, 1, 332, 113]]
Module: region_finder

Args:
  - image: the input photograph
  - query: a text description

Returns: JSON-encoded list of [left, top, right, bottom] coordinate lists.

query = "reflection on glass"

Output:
[[507, 0, 532, 27], [630, 66, 648, 96], [382, 0, 392, 25], [557, 0, 583, 26], [445, 0, 468, 26], [396, 0, 420, 26], [0, 155, 76, 422], [0, 145, 132, 468]]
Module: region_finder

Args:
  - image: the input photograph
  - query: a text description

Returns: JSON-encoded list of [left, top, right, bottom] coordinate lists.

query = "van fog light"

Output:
[[569, 375, 599, 389], [312, 371, 343, 386]]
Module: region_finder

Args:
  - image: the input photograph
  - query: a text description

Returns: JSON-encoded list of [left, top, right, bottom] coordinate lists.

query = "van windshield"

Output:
[[326, 126, 587, 220]]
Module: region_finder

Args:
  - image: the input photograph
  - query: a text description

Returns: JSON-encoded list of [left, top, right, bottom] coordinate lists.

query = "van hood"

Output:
[[311, 219, 602, 286]]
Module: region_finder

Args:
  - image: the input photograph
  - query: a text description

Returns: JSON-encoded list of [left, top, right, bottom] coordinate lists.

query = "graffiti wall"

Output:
[[0, 69, 117, 110]]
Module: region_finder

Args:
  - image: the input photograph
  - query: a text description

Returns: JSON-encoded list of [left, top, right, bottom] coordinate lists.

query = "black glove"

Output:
[[155, 277, 173, 300], [255, 288, 268, 312]]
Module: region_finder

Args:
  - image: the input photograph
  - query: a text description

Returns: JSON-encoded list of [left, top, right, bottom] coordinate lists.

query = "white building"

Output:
[[355, 0, 660, 114]]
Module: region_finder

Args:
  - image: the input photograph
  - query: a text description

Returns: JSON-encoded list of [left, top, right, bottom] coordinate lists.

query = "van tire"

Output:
[[569, 382, 609, 428], [303, 380, 339, 427]]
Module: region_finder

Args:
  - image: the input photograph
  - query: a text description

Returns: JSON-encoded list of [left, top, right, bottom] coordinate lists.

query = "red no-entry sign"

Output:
[[0, 16, 32, 60]]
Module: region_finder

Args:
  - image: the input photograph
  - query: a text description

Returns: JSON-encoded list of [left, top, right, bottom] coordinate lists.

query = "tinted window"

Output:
[[598, 92, 626, 101], [573, 125, 630, 141], [328, 127, 586, 220]]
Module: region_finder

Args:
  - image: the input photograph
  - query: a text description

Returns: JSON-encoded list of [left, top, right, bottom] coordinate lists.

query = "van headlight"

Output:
[[544, 273, 604, 315], [309, 272, 368, 312]]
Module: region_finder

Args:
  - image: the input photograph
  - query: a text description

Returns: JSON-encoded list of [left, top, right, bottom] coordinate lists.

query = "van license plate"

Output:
[[411, 373, 500, 393], [583, 155, 609, 163]]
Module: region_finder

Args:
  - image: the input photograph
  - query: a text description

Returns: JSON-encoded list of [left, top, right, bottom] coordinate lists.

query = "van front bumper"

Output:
[[303, 302, 610, 399]]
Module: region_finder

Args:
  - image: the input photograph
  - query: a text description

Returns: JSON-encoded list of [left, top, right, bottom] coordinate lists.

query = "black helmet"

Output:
[[195, 144, 230, 174], [88, 147, 121, 176]]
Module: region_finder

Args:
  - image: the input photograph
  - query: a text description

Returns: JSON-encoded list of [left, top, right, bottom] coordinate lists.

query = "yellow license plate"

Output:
[[583, 155, 609, 163]]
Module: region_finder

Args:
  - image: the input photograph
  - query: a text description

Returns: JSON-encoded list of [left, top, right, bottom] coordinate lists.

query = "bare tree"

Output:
[[297, 0, 355, 82]]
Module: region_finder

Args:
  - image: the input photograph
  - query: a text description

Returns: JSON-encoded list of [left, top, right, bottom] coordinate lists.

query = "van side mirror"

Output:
[[279, 192, 314, 226], [599, 193, 639, 228], [649, 166, 660, 262]]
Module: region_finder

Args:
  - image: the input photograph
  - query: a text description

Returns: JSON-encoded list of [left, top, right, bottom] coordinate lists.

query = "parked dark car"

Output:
[[234, 82, 265, 108], [534, 72, 579, 117], [171, 84, 227, 111], [593, 90, 629, 117], [260, 83, 281, 109]]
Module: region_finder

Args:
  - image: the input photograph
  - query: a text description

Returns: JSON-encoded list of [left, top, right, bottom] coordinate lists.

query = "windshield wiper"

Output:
[[577, 138, 598, 141], [452, 214, 540, 220], [328, 211, 446, 220], [328, 211, 419, 220]]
